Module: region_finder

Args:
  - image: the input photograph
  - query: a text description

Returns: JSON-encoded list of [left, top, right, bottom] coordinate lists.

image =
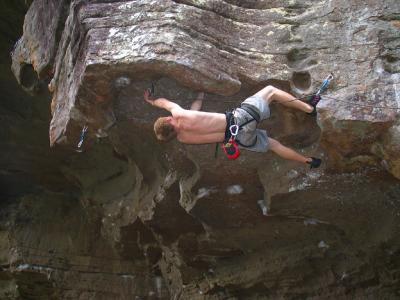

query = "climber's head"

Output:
[[154, 116, 177, 142]]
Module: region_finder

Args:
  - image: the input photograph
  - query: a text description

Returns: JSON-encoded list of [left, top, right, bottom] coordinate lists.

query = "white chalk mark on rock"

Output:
[[195, 187, 217, 200], [226, 185, 243, 195], [318, 241, 330, 249], [257, 200, 269, 216]]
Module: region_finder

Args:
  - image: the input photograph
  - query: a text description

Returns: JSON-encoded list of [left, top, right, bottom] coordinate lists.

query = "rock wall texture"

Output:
[[1, 0, 400, 299]]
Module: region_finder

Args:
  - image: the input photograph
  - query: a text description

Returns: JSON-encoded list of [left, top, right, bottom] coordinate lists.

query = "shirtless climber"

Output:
[[144, 85, 322, 168]]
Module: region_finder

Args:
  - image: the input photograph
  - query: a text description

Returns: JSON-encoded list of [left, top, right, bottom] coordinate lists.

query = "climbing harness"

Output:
[[219, 103, 261, 160], [219, 111, 239, 159], [76, 125, 88, 152], [220, 113, 240, 159]]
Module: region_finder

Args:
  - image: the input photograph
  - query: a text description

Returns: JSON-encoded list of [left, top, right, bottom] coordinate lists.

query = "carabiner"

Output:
[[229, 124, 239, 136], [317, 74, 334, 95], [77, 125, 88, 150]]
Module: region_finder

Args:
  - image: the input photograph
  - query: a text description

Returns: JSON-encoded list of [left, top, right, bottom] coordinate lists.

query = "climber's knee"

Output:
[[255, 85, 277, 103]]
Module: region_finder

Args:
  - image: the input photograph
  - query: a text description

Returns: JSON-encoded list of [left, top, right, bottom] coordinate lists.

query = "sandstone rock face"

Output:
[[11, 0, 400, 177], [3, 0, 400, 299]]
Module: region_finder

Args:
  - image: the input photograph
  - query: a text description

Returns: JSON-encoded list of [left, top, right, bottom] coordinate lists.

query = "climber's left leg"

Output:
[[254, 85, 313, 113]]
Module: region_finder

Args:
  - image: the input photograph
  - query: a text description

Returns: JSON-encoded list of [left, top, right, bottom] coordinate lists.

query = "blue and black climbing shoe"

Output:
[[307, 157, 321, 169]]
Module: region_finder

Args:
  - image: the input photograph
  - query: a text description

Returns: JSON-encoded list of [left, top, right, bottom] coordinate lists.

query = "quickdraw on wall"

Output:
[[76, 125, 88, 152], [307, 74, 334, 111]]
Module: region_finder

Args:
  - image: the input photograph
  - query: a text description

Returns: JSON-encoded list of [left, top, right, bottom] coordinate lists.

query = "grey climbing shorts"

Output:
[[233, 96, 270, 153]]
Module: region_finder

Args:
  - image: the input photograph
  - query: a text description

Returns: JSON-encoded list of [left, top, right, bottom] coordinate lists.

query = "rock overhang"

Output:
[[10, 0, 400, 175]]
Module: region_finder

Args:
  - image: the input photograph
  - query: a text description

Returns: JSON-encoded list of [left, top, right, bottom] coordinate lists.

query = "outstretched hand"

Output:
[[144, 89, 154, 105]]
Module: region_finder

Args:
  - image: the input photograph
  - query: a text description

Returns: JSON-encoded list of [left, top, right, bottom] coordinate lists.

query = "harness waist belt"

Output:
[[224, 111, 234, 143]]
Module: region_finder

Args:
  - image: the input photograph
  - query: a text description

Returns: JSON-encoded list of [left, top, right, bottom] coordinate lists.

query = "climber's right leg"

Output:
[[268, 137, 321, 168]]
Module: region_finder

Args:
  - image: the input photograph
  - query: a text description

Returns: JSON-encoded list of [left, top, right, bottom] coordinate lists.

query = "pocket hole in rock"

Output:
[[292, 71, 311, 91], [20, 64, 38, 89]]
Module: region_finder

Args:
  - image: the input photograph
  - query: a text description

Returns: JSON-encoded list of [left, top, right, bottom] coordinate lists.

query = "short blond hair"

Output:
[[154, 117, 177, 142]]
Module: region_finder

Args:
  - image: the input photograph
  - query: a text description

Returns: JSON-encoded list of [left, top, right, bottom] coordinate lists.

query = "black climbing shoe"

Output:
[[306, 94, 321, 116], [307, 157, 321, 169]]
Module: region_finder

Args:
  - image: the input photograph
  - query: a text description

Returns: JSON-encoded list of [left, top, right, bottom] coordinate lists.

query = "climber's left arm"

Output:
[[190, 92, 204, 111]]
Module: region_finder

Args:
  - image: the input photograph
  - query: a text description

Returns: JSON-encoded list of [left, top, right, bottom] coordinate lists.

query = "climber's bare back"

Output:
[[171, 108, 226, 144]]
